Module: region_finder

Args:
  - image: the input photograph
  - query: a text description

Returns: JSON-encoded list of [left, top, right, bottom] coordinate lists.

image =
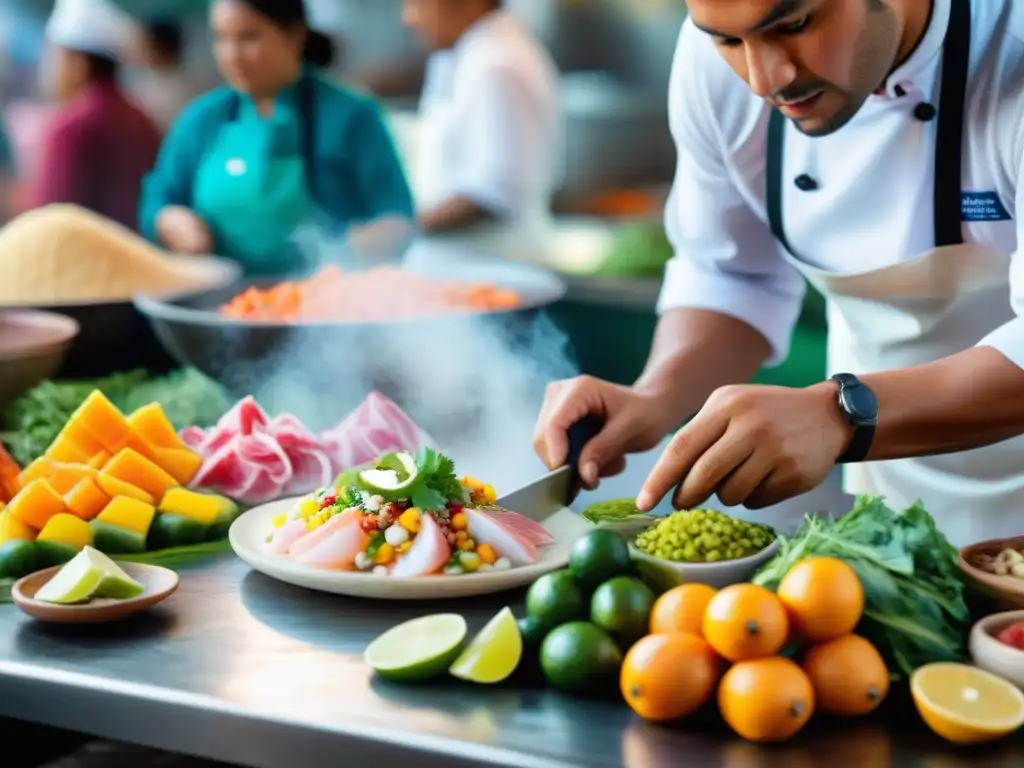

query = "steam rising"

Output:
[[210, 230, 578, 492]]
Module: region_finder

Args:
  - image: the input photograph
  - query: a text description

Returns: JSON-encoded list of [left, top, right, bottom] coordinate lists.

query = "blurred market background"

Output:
[[0, 0, 825, 390]]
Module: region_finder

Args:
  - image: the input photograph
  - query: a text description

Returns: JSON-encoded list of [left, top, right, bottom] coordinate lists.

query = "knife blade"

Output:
[[496, 415, 604, 520]]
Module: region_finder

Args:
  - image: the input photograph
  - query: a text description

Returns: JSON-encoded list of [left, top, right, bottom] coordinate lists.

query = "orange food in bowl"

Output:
[[702, 583, 789, 662], [801, 634, 890, 716], [620, 633, 720, 722], [718, 656, 815, 742], [649, 583, 717, 636], [777, 556, 864, 642]]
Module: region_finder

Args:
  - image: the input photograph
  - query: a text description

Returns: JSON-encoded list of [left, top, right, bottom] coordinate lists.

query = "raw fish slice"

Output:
[[190, 442, 256, 493], [237, 432, 292, 485], [282, 446, 333, 496], [268, 414, 324, 452], [390, 513, 451, 577], [321, 391, 436, 473], [179, 426, 207, 451], [482, 508, 555, 547], [464, 508, 539, 566], [264, 518, 308, 555], [292, 513, 367, 570], [289, 509, 360, 557], [216, 396, 270, 438]]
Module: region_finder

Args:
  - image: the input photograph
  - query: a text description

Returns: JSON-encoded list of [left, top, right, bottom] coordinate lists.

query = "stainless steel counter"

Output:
[[3, 450, 1017, 768]]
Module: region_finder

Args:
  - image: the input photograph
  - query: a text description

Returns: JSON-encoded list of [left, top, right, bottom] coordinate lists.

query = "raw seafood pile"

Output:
[[181, 392, 436, 505], [219, 265, 521, 323], [265, 448, 554, 576]]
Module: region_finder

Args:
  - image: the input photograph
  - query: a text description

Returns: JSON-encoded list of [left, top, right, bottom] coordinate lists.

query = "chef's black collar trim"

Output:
[[880, 0, 947, 99]]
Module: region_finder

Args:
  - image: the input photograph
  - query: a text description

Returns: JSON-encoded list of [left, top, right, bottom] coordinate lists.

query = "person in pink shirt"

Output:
[[31, 0, 161, 231]]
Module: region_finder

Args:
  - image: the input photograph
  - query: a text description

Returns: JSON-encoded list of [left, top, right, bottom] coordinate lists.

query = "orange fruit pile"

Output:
[[619, 557, 891, 743]]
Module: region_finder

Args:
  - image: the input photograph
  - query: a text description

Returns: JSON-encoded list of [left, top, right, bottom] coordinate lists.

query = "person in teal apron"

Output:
[[138, 0, 414, 277]]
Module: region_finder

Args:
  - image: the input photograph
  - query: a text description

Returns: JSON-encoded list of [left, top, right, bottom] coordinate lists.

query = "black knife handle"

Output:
[[566, 414, 605, 505]]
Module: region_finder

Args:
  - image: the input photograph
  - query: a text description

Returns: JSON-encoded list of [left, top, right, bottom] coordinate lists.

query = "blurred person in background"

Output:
[[400, 0, 563, 266], [139, 0, 414, 276], [32, 0, 161, 230], [130, 18, 200, 134]]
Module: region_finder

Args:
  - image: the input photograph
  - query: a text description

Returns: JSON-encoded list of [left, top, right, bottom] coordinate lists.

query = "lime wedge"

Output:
[[449, 607, 523, 684], [359, 451, 420, 495], [365, 613, 467, 682], [34, 546, 143, 605]]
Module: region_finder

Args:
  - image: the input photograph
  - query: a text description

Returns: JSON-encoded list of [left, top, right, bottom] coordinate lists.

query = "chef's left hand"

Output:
[[636, 383, 853, 512]]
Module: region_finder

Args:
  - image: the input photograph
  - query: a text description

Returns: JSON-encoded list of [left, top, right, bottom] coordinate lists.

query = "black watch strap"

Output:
[[831, 373, 877, 464]]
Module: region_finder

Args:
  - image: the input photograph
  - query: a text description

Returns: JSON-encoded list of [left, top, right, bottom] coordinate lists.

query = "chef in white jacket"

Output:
[[534, 0, 1024, 547], [399, 0, 563, 267]]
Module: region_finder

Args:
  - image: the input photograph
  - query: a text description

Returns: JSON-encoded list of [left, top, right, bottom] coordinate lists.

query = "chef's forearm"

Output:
[[827, 347, 1024, 460], [634, 308, 772, 425], [418, 196, 495, 232]]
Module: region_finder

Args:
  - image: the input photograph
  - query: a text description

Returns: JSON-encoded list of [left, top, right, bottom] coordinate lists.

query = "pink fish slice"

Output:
[[479, 507, 555, 547], [390, 513, 452, 577], [463, 508, 540, 566]]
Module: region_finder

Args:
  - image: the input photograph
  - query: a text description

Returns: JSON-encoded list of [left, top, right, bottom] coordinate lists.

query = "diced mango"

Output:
[[58, 420, 107, 456], [148, 446, 202, 487], [157, 487, 234, 527], [64, 477, 111, 520], [38, 513, 93, 549], [0, 508, 37, 544], [44, 434, 93, 464], [47, 463, 99, 495], [96, 497, 156, 536], [127, 403, 184, 449], [87, 451, 112, 470], [95, 473, 156, 506], [102, 449, 178, 501], [70, 391, 136, 454], [0, 443, 21, 504], [18, 457, 57, 487], [6, 479, 66, 530]]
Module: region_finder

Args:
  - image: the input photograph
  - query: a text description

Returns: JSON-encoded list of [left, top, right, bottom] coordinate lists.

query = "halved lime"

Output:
[[449, 607, 523, 684], [364, 613, 467, 682], [359, 452, 420, 495], [34, 546, 143, 605]]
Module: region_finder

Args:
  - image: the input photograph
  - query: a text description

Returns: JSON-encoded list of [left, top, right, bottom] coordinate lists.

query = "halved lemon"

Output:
[[910, 662, 1024, 744]]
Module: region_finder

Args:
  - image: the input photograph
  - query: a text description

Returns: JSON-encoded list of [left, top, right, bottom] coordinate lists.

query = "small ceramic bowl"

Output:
[[959, 535, 1024, 611], [628, 538, 781, 591], [12, 562, 179, 624], [970, 610, 1024, 689], [0, 310, 80, 409]]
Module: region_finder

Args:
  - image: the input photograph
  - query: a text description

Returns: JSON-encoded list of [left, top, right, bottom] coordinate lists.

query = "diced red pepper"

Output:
[[318, 493, 337, 510], [996, 622, 1024, 650], [359, 515, 379, 533]]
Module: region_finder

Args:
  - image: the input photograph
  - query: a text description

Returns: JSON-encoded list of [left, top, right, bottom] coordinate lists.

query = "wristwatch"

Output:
[[830, 373, 878, 464]]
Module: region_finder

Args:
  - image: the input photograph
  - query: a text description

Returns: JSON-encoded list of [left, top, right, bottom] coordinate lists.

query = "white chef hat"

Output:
[[45, 0, 138, 60]]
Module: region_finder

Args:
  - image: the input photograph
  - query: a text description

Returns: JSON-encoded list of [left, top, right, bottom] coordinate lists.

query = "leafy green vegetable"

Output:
[[752, 495, 969, 678], [580, 498, 655, 525], [1, 368, 231, 466], [411, 447, 466, 512]]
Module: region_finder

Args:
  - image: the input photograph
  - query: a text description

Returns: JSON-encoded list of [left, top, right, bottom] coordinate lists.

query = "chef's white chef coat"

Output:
[[415, 9, 563, 229], [658, 0, 1024, 370], [45, 0, 137, 60]]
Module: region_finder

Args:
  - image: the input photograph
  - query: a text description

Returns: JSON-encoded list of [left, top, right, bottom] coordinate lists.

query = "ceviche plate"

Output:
[[229, 496, 594, 600]]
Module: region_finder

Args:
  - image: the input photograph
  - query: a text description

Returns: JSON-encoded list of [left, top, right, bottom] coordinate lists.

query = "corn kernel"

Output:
[[454, 530, 468, 543], [398, 541, 413, 554], [373, 543, 395, 565], [460, 552, 481, 572], [458, 538, 476, 552], [298, 498, 319, 518], [271, 512, 287, 528], [398, 507, 422, 533], [451, 512, 468, 530], [476, 543, 497, 565], [461, 475, 484, 490]]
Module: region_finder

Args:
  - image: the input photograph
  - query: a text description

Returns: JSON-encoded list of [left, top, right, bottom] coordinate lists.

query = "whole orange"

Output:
[[649, 583, 717, 636], [702, 583, 789, 662], [621, 632, 720, 722], [777, 557, 864, 642], [802, 634, 890, 716], [719, 656, 816, 742]]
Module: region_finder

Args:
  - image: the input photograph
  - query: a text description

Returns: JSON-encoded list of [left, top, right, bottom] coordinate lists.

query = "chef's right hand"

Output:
[[156, 206, 213, 254], [534, 376, 676, 489]]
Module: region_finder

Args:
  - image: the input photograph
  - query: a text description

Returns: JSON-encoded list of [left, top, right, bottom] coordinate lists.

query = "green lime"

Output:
[[589, 576, 656, 650], [358, 452, 420, 496], [569, 529, 633, 590], [34, 546, 143, 604], [0, 539, 37, 580], [449, 607, 522, 684], [517, 615, 548, 656], [540, 622, 623, 695], [364, 613, 467, 683], [525, 569, 587, 629]]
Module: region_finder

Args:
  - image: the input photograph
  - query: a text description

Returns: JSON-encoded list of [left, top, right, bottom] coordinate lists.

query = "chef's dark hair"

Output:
[[231, 0, 335, 68]]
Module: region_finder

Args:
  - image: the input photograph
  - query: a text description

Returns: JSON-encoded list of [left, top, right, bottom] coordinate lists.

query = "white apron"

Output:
[[403, 54, 554, 271], [767, 0, 1023, 547]]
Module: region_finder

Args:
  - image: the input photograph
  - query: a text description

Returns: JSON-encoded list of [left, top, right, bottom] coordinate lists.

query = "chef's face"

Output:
[[402, 0, 494, 50], [211, 0, 304, 97], [687, 0, 903, 136]]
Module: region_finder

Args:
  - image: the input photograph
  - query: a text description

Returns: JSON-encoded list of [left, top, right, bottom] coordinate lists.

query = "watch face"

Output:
[[840, 385, 879, 425]]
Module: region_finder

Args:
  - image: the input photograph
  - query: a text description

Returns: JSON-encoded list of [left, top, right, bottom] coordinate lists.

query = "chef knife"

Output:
[[496, 415, 604, 521]]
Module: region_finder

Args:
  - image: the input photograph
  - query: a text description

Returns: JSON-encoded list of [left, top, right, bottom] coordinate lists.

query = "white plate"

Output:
[[228, 498, 595, 600]]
